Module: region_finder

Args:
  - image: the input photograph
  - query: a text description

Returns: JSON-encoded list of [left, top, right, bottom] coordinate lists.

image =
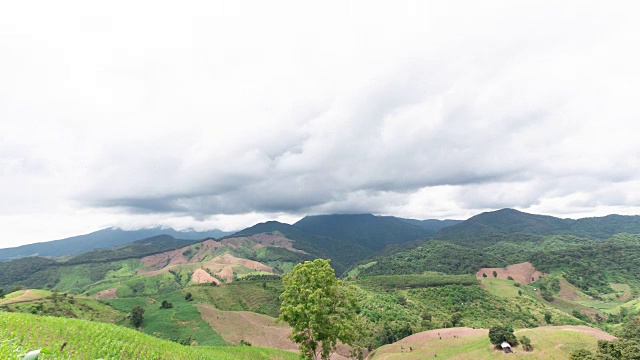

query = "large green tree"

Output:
[[278, 259, 364, 360]]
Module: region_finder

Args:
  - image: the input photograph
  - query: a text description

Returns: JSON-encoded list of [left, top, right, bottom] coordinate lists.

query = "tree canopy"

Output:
[[278, 259, 364, 360]]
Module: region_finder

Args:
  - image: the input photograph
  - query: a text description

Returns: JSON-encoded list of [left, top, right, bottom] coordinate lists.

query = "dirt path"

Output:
[[1, 290, 35, 304]]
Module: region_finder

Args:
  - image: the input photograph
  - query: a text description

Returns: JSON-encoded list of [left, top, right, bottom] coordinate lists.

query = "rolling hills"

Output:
[[3, 208, 640, 359]]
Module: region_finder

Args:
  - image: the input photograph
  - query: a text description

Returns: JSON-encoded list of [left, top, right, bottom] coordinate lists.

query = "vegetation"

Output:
[[278, 259, 364, 359], [354, 273, 477, 290], [0, 311, 295, 359], [130, 306, 144, 327], [294, 214, 431, 251], [358, 240, 503, 276], [107, 290, 227, 346], [488, 325, 518, 345], [230, 222, 374, 275], [520, 335, 533, 351]]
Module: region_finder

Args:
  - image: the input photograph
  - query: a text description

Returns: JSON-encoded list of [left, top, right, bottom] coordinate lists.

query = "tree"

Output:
[[184, 292, 193, 301], [278, 259, 364, 360], [569, 349, 595, 359], [488, 325, 518, 346], [130, 306, 144, 328], [544, 312, 552, 324], [0, 288, 4, 299], [451, 312, 462, 327], [492, 271, 498, 278], [482, 273, 487, 278], [160, 300, 173, 309]]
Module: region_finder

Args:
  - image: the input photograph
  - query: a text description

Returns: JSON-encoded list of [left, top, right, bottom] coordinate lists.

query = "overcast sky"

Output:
[[2, 1, 640, 247]]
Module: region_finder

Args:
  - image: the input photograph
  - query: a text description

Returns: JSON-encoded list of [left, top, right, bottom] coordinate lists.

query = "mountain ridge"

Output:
[[0, 227, 231, 261]]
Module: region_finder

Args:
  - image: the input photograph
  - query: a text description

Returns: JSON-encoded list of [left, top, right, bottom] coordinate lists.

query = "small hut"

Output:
[[501, 342, 512, 353]]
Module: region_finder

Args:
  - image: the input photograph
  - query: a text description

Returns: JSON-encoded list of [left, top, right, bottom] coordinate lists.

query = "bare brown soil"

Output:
[[557, 278, 581, 301], [197, 304, 354, 359], [396, 327, 489, 344], [139, 250, 273, 283], [191, 269, 221, 284], [95, 288, 118, 300], [476, 262, 543, 284], [189, 240, 224, 263], [198, 303, 297, 350], [139, 246, 191, 271], [395, 325, 614, 345]]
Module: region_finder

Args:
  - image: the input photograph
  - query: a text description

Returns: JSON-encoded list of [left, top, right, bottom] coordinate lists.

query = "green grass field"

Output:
[[0, 311, 296, 360], [0, 289, 52, 305], [107, 290, 227, 346]]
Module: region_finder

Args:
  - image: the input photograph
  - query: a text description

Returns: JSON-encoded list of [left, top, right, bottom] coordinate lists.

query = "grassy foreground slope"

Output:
[[0, 311, 296, 360], [371, 326, 613, 360]]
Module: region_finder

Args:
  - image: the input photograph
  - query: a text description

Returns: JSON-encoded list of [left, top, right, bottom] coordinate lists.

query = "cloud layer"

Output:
[[1, 1, 640, 246]]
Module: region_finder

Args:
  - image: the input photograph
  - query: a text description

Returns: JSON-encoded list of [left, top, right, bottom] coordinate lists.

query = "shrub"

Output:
[[160, 300, 173, 309], [520, 335, 533, 351]]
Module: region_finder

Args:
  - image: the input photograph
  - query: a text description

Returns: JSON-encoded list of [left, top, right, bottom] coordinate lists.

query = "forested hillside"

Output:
[[294, 214, 433, 251]]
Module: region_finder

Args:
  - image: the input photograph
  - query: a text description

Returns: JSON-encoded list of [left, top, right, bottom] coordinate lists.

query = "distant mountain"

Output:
[[434, 208, 640, 246], [0, 227, 231, 261], [228, 221, 374, 275], [397, 218, 462, 233], [294, 214, 432, 251]]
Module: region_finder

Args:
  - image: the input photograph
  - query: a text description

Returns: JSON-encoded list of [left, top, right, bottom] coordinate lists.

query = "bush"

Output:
[[130, 306, 144, 328], [160, 300, 173, 309], [520, 335, 533, 351]]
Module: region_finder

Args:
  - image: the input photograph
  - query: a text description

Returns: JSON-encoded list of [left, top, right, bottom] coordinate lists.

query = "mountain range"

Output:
[[0, 227, 231, 261]]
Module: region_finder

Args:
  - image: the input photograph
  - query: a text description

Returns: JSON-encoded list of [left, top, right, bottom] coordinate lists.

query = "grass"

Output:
[[0, 311, 296, 360], [186, 280, 283, 317], [371, 327, 606, 359], [107, 290, 227, 346], [2, 296, 123, 323], [0, 289, 53, 305]]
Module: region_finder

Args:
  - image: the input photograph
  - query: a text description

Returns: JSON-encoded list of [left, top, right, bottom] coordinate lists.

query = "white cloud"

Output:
[[1, 1, 640, 247]]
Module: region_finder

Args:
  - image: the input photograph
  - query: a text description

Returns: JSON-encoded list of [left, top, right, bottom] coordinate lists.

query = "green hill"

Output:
[[435, 208, 640, 246], [229, 221, 373, 274]]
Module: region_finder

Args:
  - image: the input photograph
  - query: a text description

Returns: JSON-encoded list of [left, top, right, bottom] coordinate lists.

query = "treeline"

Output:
[[356, 240, 505, 276], [354, 273, 478, 290]]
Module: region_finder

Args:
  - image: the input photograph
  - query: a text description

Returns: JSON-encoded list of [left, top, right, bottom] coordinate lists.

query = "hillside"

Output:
[[0, 311, 296, 360], [0, 235, 203, 291], [229, 221, 373, 274], [434, 208, 640, 246], [294, 214, 432, 251], [0, 226, 230, 261], [371, 326, 614, 359]]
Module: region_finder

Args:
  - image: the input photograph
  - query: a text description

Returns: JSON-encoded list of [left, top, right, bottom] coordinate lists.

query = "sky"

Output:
[[1, 1, 640, 248]]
